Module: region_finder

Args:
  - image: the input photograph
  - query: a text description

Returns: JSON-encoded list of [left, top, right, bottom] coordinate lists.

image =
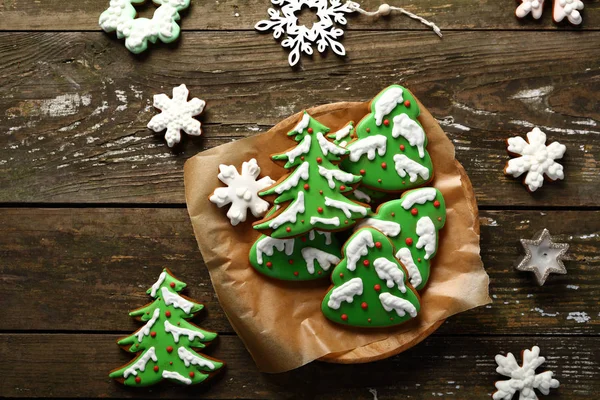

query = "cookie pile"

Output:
[[211, 85, 447, 328]]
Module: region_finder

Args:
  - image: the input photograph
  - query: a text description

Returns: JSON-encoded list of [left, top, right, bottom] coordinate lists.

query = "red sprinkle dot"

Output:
[[374, 284, 381, 291], [366, 128, 371, 133], [266, 261, 273, 268], [360, 169, 366, 175], [307, 127, 314, 134], [166, 346, 173, 353], [286, 227, 291, 232], [154, 366, 159, 372], [363, 260, 370, 267], [341, 314, 348, 321], [319, 190, 323, 195], [170, 282, 175, 288], [317, 207, 324, 213], [381, 162, 387, 169], [150, 331, 156, 338], [301, 237, 307, 242], [340, 185, 346, 190], [318, 271, 322, 275], [434, 200, 441, 208], [375, 242, 382, 249], [316, 157, 322, 163], [135, 377, 141, 384], [418, 258, 422, 262], [383, 119, 390, 126], [390, 317, 394, 321], [304, 184, 310, 190], [406, 238, 413, 246], [404, 100, 411, 107], [400, 144, 405, 151], [411, 208, 418, 216], [289, 259, 294, 265], [378, 179, 382, 183], [301, 219, 305, 223], [165, 310, 171, 318], [189, 372, 195, 378], [438, 217, 443, 221], [300, 156, 305, 161], [293, 271, 299, 276], [391, 212, 395, 217], [170, 361, 173, 365], [361, 302, 368, 309], [402, 181, 406, 185], [368, 318, 372, 323], [344, 220, 349, 224]]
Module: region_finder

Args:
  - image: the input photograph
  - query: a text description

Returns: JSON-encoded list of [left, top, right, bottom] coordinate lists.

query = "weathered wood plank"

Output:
[[1, 0, 599, 31], [0, 333, 597, 398], [1, 208, 598, 334], [0, 32, 598, 205]]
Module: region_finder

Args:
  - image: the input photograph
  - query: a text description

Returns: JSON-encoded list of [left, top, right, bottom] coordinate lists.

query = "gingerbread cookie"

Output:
[[321, 228, 421, 327], [253, 111, 370, 239], [341, 85, 434, 192], [110, 269, 224, 386], [354, 187, 446, 290]]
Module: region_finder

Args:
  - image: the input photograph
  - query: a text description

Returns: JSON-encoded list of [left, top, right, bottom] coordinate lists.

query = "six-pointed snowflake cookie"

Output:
[[210, 159, 276, 226], [255, 0, 357, 66], [516, 0, 584, 25], [493, 346, 560, 400], [505, 127, 566, 192], [147, 84, 206, 148], [99, 0, 191, 53]]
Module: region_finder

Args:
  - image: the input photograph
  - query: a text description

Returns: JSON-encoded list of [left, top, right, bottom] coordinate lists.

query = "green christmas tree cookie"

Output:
[[341, 85, 434, 192], [110, 269, 223, 386], [355, 187, 446, 290], [322, 228, 421, 327], [327, 121, 355, 147], [253, 111, 370, 239]]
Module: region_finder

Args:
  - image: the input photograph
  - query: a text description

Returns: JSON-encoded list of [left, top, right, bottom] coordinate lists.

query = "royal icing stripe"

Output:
[[355, 218, 401, 237], [316, 131, 347, 156], [318, 165, 356, 189], [301, 247, 340, 274], [374, 86, 404, 126], [123, 347, 157, 378], [324, 197, 368, 218], [294, 112, 311, 133], [416, 217, 436, 260], [177, 347, 215, 370], [373, 257, 406, 292], [256, 236, 295, 265], [392, 113, 426, 158], [353, 189, 371, 203], [162, 370, 192, 385], [393, 154, 430, 183], [345, 229, 374, 271], [401, 188, 437, 210], [309, 230, 333, 245], [164, 320, 205, 343], [161, 287, 195, 314], [347, 135, 387, 162], [135, 308, 160, 342], [268, 191, 306, 229], [395, 248, 422, 288], [327, 277, 363, 309], [274, 162, 310, 194], [150, 271, 166, 297], [310, 216, 340, 226], [379, 292, 418, 318], [285, 135, 311, 163], [333, 124, 353, 141]]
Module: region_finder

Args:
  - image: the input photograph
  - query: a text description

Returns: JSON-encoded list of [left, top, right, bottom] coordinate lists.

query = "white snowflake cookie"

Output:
[[147, 84, 205, 148], [515, 0, 584, 25], [210, 159, 276, 226], [493, 346, 560, 400], [505, 127, 566, 192], [255, 0, 357, 66], [99, 0, 191, 53], [516, 0, 546, 19]]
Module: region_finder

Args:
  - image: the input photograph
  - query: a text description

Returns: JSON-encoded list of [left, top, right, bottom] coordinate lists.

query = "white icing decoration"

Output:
[[123, 347, 157, 378], [392, 113, 426, 158], [339, 140, 348, 148], [136, 308, 160, 342], [374, 87, 404, 126], [355, 218, 401, 237], [379, 292, 418, 318], [493, 346, 560, 400], [415, 217, 436, 260], [162, 370, 192, 385], [285, 135, 312, 163], [178, 346, 215, 370], [165, 320, 205, 343], [293, 112, 310, 134], [395, 247, 422, 288], [316, 132, 347, 156], [401, 188, 437, 210], [516, 0, 545, 19], [353, 189, 371, 203], [161, 287, 195, 314], [274, 162, 309, 194], [553, 0, 584, 25], [333, 124, 353, 142], [268, 191, 306, 229], [256, 236, 295, 265], [345, 229, 374, 271], [301, 247, 340, 274], [316, 230, 333, 245], [310, 216, 340, 226], [209, 158, 275, 226], [150, 271, 166, 297], [327, 278, 363, 309], [347, 135, 387, 162], [393, 154, 430, 182], [505, 127, 566, 192], [318, 165, 356, 189], [147, 84, 205, 147], [324, 197, 368, 218], [373, 257, 406, 292]]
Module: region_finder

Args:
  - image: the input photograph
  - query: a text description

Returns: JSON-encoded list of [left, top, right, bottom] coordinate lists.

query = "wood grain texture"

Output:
[[0, 32, 598, 205], [1, 333, 597, 398], [1, 208, 598, 335], [1, 0, 598, 31]]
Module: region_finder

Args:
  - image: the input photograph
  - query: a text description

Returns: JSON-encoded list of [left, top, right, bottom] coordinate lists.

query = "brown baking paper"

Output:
[[184, 97, 490, 373]]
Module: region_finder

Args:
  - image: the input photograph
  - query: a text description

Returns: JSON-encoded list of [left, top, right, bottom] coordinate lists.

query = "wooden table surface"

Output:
[[1, 0, 599, 398]]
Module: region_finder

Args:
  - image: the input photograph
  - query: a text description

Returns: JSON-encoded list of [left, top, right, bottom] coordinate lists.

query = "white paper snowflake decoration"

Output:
[[493, 346, 560, 400], [505, 127, 566, 192], [209, 159, 276, 226], [147, 84, 205, 148]]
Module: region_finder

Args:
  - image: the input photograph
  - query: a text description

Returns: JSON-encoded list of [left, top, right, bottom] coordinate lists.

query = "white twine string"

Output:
[[346, 2, 443, 38]]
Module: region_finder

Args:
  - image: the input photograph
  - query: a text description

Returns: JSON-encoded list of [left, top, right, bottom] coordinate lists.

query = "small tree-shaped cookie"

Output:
[[110, 269, 223, 386], [321, 228, 421, 327]]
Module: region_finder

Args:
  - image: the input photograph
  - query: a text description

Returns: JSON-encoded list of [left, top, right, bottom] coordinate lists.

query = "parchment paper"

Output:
[[184, 97, 490, 373]]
